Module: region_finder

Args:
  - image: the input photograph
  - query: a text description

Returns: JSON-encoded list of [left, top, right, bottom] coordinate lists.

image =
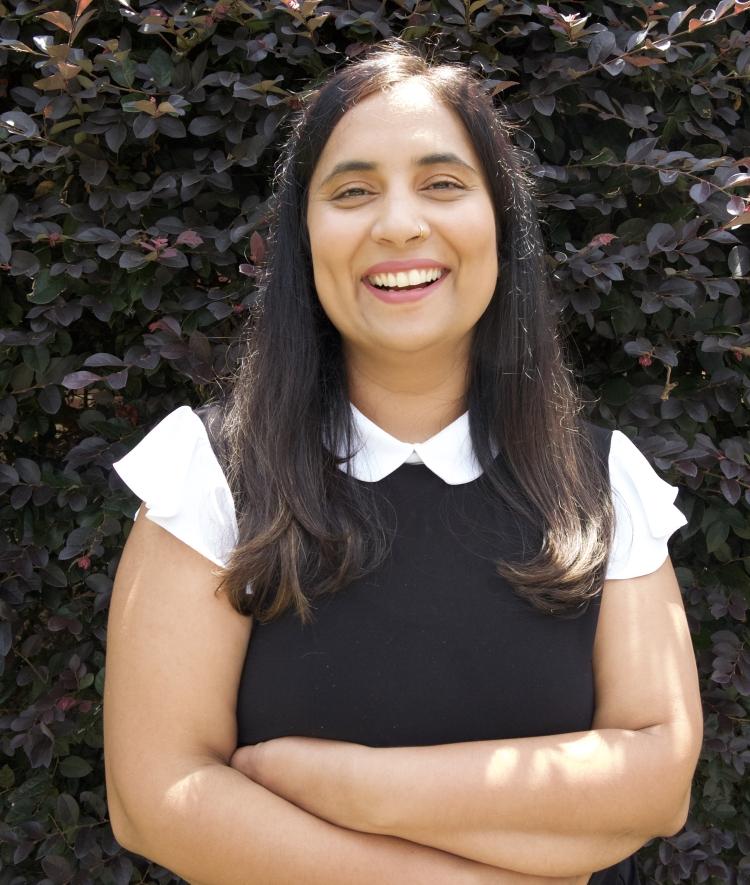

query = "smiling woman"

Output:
[[305, 79, 497, 357], [104, 36, 701, 885]]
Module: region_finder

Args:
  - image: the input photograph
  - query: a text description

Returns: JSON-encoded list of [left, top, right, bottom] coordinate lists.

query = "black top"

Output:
[[234, 421, 640, 883]]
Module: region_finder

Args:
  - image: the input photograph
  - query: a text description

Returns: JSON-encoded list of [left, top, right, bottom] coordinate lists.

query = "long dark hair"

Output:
[[210, 37, 615, 625]]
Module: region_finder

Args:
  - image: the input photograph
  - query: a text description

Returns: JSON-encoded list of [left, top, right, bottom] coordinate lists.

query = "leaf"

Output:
[[28, 269, 66, 304], [71, 8, 97, 44], [626, 137, 659, 163], [706, 520, 729, 553], [588, 236, 618, 253], [689, 181, 712, 203], [132, 114, 158, 139], [105, 122, 127, 153], [726, 172, 750, 187], [532, 95, 556, 116], [729, 245, 750, 276], [37, 11, 73, 32], [33, 74, 68, 91], [727, 196, 748, 216], [668, 6, 696, 35], [176, 230, 204, 247], [61, 371, 101, 390], [10, 249, 40, 274], [60, 755, 93, 779], [84, 353, 124, 368], [125, 99, 160, 116], [625, 56, 665, 68], [0, 39, 39, 54], [105, 57, 137, 88], [658, 169, 679, 186], [79, 156, 108, 185], [646, 222, 678, 253], [582, 147, 618, 167], [0, 111, 39, 139], [38, 384, 62, 415], [105, 369, 129, 390], [248, 230, 266, 264], [147, 48, 173, 88], [58, 62, 81, 80], [55, 793, 80, 828], [188, 116, 224, 136], [15, 457, 41, 483], [602, 58, 626, 76], [118, 250, 149, 269], [588, 31, 616, 65], [0, 194, 19, 233]]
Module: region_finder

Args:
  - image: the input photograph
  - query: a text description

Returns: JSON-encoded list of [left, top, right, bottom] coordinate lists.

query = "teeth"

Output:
[[367, 268, 445, 289]]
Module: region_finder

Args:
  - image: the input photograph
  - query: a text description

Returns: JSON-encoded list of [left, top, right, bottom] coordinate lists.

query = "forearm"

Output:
[[114, 757, 582, 885], [361, 726, 681, 876]]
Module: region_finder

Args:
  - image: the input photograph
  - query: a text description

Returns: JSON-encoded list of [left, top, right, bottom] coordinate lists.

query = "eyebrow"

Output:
[[318, 152, 478, 189]]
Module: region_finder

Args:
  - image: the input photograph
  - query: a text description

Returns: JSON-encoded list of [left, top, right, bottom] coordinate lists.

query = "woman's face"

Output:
[[305, 78, 498, 363]]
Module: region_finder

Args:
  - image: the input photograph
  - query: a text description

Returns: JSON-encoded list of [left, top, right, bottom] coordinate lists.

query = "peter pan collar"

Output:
[[334, 403, 498, 486]]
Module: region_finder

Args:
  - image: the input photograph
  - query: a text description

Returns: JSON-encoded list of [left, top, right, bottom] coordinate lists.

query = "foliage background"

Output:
[[1, 0, 749, 882]]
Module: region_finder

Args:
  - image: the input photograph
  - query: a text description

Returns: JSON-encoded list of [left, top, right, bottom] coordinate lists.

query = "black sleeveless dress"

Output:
[[234, 422, 642, 884]]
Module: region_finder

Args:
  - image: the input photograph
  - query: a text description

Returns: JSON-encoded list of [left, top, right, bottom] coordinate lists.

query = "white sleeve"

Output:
[[605, 429, 688, 580], [112, 406, 238, 569]]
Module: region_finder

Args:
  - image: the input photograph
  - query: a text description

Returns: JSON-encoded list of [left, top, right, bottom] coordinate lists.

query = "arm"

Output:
[[231, 556, 703, 879], [118, 755, 590, 885], [232, 734, 648, 879], [104, 510, 584, 885]]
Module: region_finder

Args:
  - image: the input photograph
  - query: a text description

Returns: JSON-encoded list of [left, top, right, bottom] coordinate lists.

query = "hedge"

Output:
[[1, 0, 749, 882]]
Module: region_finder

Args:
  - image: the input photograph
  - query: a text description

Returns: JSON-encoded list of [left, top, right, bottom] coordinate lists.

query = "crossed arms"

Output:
[[228, 554, 703, 878]]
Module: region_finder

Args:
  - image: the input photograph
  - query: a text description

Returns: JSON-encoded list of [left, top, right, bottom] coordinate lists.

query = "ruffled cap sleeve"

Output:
[[112, 406, 238, 569], [606, 429, 688, 580]]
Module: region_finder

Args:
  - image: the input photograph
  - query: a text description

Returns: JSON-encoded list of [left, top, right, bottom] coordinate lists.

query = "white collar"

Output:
[[334, 403, 498, 486]]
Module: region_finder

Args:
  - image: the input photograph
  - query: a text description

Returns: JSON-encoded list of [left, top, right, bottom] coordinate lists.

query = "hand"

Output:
[[230, 736, 372, 831]]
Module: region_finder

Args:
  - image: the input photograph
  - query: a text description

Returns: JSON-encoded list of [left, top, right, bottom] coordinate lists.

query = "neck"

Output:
[[344, 339, 471, 443]]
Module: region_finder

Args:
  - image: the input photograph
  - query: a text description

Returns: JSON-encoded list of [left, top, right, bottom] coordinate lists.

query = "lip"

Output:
[[362, 258, 450, 277], [362, 269, 450, 304]]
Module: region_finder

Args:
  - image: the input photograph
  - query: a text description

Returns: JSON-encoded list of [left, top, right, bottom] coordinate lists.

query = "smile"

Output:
[[362, 270, 451, 304]]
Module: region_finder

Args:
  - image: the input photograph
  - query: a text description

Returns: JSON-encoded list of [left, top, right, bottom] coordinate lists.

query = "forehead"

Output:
[[312, 80, 474, 179]]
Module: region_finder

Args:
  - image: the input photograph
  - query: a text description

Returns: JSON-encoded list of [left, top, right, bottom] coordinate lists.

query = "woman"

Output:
[[103, 39, 703, 885]]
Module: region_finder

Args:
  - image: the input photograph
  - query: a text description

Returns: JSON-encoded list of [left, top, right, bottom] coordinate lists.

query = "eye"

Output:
[[333, 180, 465, 200]]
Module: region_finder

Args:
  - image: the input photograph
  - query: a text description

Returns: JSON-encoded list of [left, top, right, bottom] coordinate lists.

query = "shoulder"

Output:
[[112, 405, 237, 568], [603, 427, 688, 580]]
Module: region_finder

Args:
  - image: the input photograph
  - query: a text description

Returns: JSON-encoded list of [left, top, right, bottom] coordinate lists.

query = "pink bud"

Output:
[[56, 697, 77, 711]]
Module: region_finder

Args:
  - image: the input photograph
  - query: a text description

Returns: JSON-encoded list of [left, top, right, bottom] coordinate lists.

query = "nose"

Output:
[[370, 188, 428, 245]]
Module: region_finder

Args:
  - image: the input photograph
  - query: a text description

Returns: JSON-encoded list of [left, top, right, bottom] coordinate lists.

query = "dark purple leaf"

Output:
[[188, 116, 224, 136], [132, 114, 158, 139], [157, 116, 187, 138], [588, 31, 617, 65], [689, 181, 712, 204], [118, 250, 149, 269], [105, 121, 127, 153], [625, 138, 659, 163], [646, 223, 678, 253], [0, 110, 38, 138], [39, 385, 61, 414], [105, 369, 129, 390], [61, 371, 101, 390], [84, 353, 124, 368], [727, 196, 747, 215], [79, 156, 108, 186]]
